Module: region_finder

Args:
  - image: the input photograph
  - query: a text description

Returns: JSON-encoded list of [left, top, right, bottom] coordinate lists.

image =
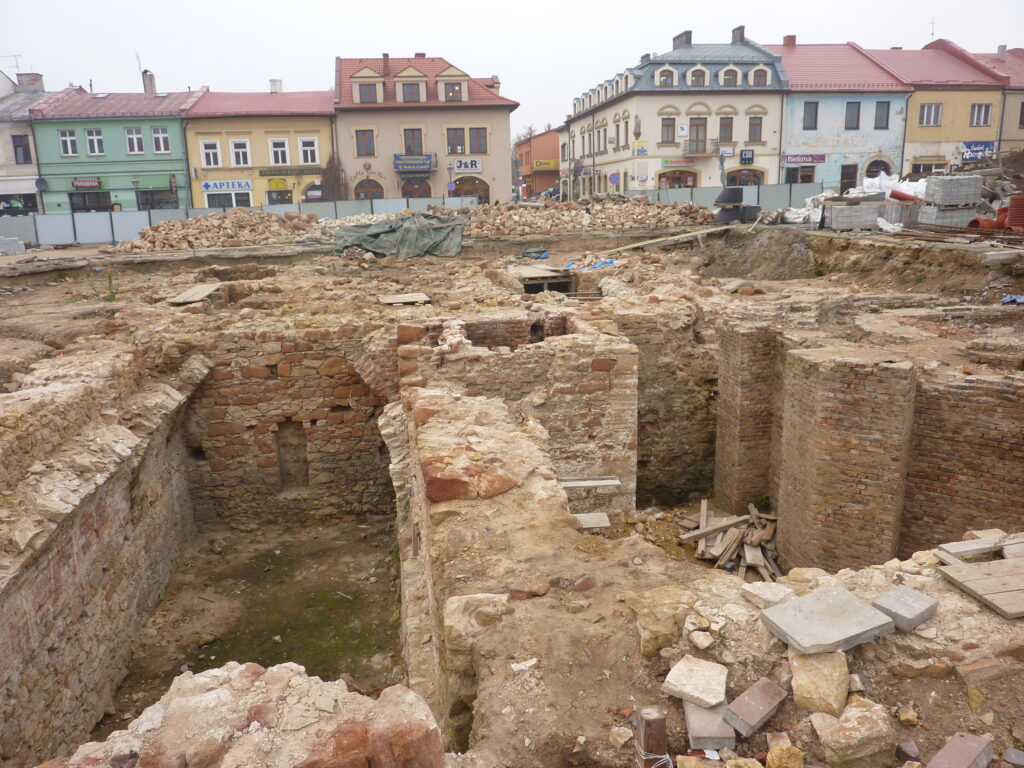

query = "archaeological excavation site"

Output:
[[1, 198, 1023, 768]]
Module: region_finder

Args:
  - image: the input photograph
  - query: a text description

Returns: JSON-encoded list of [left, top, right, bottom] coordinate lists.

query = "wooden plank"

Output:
[[167, 282, 220, 305], [1002, 543, 1024, 559], [707, 527, 743, 560], [934, 549, 965, 566], [696, 500, 710, 558], [743, 544, 766, 567], [938, 537, 1003, 557], [966, 574, 1024, 597], [377, 292, 431, 305], [677, 515, 699, 530], [679, 514, 751, 545], [589, 225, 735, 258], [558, 476, 621, 488], [940, 558, 1024, 583], [636, 706, 667, 768], [747, 503, 762, 527], [986, 590, 1024, 619]]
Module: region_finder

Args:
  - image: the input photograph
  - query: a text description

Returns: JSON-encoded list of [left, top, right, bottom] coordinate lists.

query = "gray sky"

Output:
[[5, 0, 1022, 137]]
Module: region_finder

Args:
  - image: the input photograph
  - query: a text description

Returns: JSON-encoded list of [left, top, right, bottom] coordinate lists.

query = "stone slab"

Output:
[[741, 581, 796, 609], [724, 677, 787, 737], [925, 732, 993, 768], [573, 512, 611, 529], [1002, 747, 1024, 768], [938, 538, 1002, 557], [662, 654, 728, 707], [761, 585, 895, 654], [682, 700, 736, 750], [872, 585, 938, 632]]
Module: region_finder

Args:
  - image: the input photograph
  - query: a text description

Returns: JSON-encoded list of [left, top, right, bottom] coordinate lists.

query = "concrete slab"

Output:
[[925, 732, 994, 768], [724, 677, 787, 737], [872, 585, 938, 632], [662, 654, 728, 707], [682, 700, 736, 750], [573, 512, 611, 529], [741, 581, 796, 609], [760, 585, 895, 654]]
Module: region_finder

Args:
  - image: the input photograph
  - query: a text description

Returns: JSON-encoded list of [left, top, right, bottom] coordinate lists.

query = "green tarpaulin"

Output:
[[334, 213, 468, 258]]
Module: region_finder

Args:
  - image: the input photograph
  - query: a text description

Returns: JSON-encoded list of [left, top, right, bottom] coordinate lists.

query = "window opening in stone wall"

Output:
[[530, 321, 545, 343], [275, 420, 310, 491]]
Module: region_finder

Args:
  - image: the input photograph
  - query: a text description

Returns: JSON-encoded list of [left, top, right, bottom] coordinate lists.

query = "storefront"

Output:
[[0, 178, 39, 215], [201, 179, 254, 208]]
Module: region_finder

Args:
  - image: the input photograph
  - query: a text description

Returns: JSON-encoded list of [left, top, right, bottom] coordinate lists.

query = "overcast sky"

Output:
[[5, 0, 1022, 137]]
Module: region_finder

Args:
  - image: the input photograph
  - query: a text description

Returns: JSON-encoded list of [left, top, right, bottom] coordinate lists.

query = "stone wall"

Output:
[[184, 328, 395, 527], [902, 372, 1024, 556], [0, 344, 207, 767]]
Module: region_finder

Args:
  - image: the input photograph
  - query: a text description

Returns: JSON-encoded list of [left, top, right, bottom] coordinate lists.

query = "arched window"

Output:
[[726, 169, 764, 186], [401, 179, 431, 198], [453, 176, 490, 203], [752, 69, 768, 87], [691, 70, 706, 87], [354, 179, 384, 199], [865, 159, 892, 178], [723, 69, 738, 87], [659, 70, 674, 87]]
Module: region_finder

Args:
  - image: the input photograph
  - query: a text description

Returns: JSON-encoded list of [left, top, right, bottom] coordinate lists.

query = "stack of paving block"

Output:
[[0, 237, 25, 256], [825, 201, 886, 231], [919, 175, 983, 227]]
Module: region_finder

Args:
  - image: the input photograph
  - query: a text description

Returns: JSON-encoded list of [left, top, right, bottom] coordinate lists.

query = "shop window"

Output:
[[206, 191, 251, 208], [68, 191, 112, 211], [726, 169, 764, 186], [267, 189, 293, 204], [136, 189, 179, 210], [354, 178, 384, 199], [784, 166, 815, 183]]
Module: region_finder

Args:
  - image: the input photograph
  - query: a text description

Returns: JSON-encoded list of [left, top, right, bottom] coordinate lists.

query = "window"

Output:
[[402, 83, 421, 102], [784, 166, 815, 183], [206, 191, 251, 208], [267, 190, 293, 205], [231, 139, 250, 167], [723, 69, 738, 87], [561, 142, 567, 161], [845, 102, 860, 130], [68, 190, 112, 211], [1019, 102, 1024, 128], [444, 82, 462, 102], [919, 103, 942, 126], [748, 116, 763, 142], [803, 101, 818, 130], [970, 103, 992, 127], [201, 140, 221, 167], [874, 101, 890, 130], [136, 189, 178, 210], [125, 127, 144, 154], [12, 135, 31, 164], [727, 169, 764, 186], [59, 129, 77, 156], [86, 129, 104, 155], [355, 129, 375, 156], [752, 69, 768, 87], [615, 123, 621, 147], [359, 83, 377, 103], [404, 128, 423, 155], [719, 117, 733, 142], [447, 127, 465, 154], [299, 137, 318, 164], [270, 138, 288, 165], [661, 117, 676, 143], [911, 162, 946, 174], [152, 126, 170, 153], [658, 70, 674, 87], [469, 127, 487, 154], [690, 70, 705, 87]]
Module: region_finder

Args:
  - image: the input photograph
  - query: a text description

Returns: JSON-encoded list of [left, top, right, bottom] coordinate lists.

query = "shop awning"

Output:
[[0, 177, 39, 195]]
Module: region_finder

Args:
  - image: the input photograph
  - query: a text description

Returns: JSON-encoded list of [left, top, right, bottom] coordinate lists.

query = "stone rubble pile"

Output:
[[110, 208, 321, 252]]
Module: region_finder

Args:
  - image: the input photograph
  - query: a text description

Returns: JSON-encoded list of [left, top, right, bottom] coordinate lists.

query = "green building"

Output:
[[30, 83, 205, 212]]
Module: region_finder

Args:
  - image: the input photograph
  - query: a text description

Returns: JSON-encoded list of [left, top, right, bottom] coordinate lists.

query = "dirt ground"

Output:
[[91, 516, 402, 740]]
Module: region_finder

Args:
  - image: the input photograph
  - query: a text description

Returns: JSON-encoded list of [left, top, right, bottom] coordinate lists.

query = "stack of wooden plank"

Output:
[[678, 501, 781, 581], [935, 530, 1024, 619]]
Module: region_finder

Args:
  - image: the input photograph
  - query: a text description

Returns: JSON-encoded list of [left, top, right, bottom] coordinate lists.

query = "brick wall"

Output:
[[902, 372, 1024, 555], [185, 328, 395, 527]]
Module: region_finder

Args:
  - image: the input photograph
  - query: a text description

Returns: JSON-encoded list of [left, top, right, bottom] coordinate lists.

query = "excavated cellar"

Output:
[[1, 226, 1023, 768]]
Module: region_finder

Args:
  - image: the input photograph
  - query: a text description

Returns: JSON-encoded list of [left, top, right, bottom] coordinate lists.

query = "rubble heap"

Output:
[[111, 208, 321, 252]]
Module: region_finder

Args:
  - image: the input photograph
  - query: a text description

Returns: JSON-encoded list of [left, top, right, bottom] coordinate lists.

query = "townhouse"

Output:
[[514, 128, 560, 198], [0, 72, 54, 215], [333, 53, 518, 203], [559, 26, 787, 198], [765, 37, 911, 192], [967, 45, 1024, 155], [185, 84, 335, 208]]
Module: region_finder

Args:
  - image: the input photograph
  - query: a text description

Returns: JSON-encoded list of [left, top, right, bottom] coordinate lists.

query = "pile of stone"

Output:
[[460, 198, 714, 237], [112, 208, 321, 252]]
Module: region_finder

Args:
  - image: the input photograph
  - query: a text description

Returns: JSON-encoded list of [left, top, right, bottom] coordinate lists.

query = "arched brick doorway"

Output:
[[354, 179, 384, 200]]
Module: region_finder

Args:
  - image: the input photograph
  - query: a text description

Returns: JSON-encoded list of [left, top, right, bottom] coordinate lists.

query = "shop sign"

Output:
[[718, 146, 735, 157], [662, 158, 693, 167], [533, 159, 559, 170], [71, 178, 101, 189], [632, 141, 649, 157], [740, 149, 755, 165], [785, 154, 825, 164], [961, 141, 995, 162], [257, 167, 323, 176], [201, 179, 253, 192], [452, 158, 482, 173], [267, 178, 289, 190]]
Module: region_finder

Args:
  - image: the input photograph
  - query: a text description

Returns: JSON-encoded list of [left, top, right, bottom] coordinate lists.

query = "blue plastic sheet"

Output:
[[565, 258, 620, 271], [1001, 295, 1024, 305]]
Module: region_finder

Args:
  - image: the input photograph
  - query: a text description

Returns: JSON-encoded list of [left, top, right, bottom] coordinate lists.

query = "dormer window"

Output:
[[444, 82, 462, 102], [691, 70, 706, 87], [402, 83, 421, 102], [723, 69, 738, 87], [359, 84, 377, 103], [751, 68, 769, 87], [658, 70, 675, 88]]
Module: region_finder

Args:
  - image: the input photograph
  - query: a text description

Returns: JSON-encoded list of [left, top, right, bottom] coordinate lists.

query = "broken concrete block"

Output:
[[682, 700, 736, 750], [811, 696, 896, 768], [724, 677, 788, 737], [789, 649, 849, 717], [872, 586, 938, 632], [741, 581, 796, 609], [761, 585, 894, 653], [662, 654, 728, 707], [924, 732, 993, 768]]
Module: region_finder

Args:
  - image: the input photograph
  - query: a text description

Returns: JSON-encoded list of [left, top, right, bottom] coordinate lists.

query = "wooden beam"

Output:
[[589, 225, 735, 259], [635, 706, 667, 768], [679, 514, 751, 545]]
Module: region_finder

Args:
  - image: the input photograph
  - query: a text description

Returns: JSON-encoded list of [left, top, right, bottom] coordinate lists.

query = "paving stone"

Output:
[[1003, 747, 1024, 767], [662, 654, 728, 707], [741, 581, 797, 609], [872, 586, 938, 632], [924, 732, 993, 768], [682, 700, 736, 750], [761, 585, 895, 653], [724, 677, 788, 737], [789, 649, 849, 717]]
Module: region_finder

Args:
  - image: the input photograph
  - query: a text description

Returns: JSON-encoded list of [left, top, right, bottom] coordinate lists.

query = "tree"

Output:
[[513, 124, 537, 144]]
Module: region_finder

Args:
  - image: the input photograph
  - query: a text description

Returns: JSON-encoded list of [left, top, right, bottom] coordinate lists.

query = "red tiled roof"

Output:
[[866, 48, 1003, 87], [970, 49, 1024, 89], [29, 86, 206, 119], [764, 43, 910, 91], [334, 55, 518, 109], [187, 90, 334, 117]]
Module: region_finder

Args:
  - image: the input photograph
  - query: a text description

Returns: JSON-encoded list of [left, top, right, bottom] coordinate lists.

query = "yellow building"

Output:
[[184, 89, 335, 207], [869, 43, 1004, 174]]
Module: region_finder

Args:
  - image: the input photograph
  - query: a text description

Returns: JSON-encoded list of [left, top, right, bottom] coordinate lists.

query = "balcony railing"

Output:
[[393, 153, 438, 172], [681, 139, 719, 156]]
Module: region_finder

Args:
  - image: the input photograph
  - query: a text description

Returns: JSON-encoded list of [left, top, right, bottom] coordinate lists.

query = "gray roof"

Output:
[[653, 42, 777, 64], [0, 91, 57, 121]]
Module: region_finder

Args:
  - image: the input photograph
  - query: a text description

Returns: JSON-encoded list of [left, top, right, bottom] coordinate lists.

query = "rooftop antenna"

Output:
[[929, 18, 935, 40], [135, 51, 143, 74], [1, 54, 23, 72]]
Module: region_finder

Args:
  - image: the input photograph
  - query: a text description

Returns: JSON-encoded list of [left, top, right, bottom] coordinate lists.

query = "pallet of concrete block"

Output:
[[924, 174, 983, 206], [916, 205, 977, 228], [825, 202, 885, 230], [0, 236, 25, 256], [882, 201, 921, 225]]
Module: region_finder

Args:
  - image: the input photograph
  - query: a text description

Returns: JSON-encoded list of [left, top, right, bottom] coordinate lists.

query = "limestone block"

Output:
[[789, 649, 849, 717], [741, 581, 796, 609], [871, 586, 938, 632], [662, 655, 728, 707], [810, 696, 896, 768], [682, 700, 736, 750], [618, 585, 694, 658]]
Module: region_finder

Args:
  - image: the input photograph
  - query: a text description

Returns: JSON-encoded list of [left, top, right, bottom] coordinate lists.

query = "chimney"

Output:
[[890, 46, 902, 50], [487, 76, 501, 95], [15, 72, 44, 92], [382, 53, 390, 74], [141, 69, 156, 94], [732, 25, 745, 43], [270, 78, 283, 93], [783, 34, 796, 46], [640, 53, 651, 64], [414, 52, 426, 58], [998, 44, 1007, 60], [672, 30, 692, 49]]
